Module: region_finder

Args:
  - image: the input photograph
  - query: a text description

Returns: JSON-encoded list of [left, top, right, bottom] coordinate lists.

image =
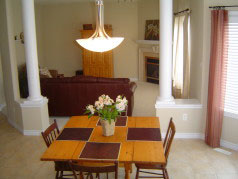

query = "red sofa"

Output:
[[40, 76, 137, 116]]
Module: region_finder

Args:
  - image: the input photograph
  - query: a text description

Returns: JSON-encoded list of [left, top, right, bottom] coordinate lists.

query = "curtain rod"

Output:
[[174, 8, 190, 15], [209, 5, 238, 9]]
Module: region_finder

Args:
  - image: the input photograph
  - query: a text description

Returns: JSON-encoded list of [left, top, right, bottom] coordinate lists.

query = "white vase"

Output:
[[100, 118, 115, 136]]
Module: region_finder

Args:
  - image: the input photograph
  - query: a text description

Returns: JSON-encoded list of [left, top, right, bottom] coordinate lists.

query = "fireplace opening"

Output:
[[145, 56, 159, 84]]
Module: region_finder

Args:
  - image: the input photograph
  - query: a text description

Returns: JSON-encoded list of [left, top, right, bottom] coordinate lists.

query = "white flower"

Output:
[[98, 96, 104, 103], [95, 100, 104, 110], [116, 96, 128, 106], [122, 97, 128, 105], [116, 102, 126, 112], [104, 98, 114, 105], [116, 95, 122, 102], [86, 105, 95, 114]]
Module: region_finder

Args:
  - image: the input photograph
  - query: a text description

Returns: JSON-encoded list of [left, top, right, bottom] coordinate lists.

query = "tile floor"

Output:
[[0, 113, 238, 179]]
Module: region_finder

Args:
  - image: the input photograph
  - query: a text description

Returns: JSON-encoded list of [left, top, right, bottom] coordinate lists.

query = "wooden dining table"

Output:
[[41, 116, 166, 179]]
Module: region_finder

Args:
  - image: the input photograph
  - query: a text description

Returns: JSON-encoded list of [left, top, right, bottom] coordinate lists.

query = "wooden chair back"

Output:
[[41, 119, 60, 147], [163, 118, 176, 163], [69, 161, 118, 179]]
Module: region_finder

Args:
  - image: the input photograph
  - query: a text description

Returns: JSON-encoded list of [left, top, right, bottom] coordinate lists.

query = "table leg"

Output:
[[124, 163, 132, 179]]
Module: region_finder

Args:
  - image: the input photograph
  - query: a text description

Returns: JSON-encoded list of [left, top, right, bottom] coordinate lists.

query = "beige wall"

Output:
[[189, 0, 204, 100], [0, 0, 22, 127], [0, 54, 6, 106], [104, 2, 138, 78], [156, 0, 238, 146], [138, 0, 159, 40], [7, 0, 44, 69], [11, 0, 25, 67], [36, 1, 139, 77], [35, 4, 45, 67], [173, 0, 190, 12], [35, 0, 160, 78], [35, 2, 92, 77], [157, 107, 203, 134]]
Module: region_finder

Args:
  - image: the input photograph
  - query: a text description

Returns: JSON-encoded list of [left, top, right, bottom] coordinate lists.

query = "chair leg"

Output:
[[164, 168, 169, 179], [162, 168, 169, 179], [90, 173, 93, 179], [80, 172, 84, 179], [86, 173, 93, 179], [106, 172, 109, 179], [135, 167, 139, 179], [55, 171, 59, 179], [60, 171, 63, 179]]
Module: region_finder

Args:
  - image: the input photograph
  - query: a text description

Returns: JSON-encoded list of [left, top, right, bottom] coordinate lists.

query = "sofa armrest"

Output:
[[129, 82, 137, 93]]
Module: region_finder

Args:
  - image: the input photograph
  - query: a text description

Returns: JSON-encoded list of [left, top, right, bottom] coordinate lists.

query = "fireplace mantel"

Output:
[[137, 40, 160, 82]]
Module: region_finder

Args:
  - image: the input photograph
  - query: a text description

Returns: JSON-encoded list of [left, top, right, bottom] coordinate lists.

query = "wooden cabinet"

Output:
[[80, 30, 114, 78]]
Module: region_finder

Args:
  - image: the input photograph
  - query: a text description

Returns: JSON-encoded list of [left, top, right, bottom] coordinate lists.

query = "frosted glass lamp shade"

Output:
[[76, 0, 124, 52], [76, 37, 124, 52]]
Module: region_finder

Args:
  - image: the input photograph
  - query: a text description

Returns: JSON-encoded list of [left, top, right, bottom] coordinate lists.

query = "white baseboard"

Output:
[[129, 78, 138, 82], [220, 139, 238, 151], [23, 130, 42, 136], [162, 132, 238, 151], [161, 132, 203, 139], [7, 119, 42, 136]]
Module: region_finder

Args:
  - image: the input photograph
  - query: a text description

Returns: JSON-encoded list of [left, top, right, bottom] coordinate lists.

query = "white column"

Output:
[[21, 0, 42, 101], [156, 0, 174, 104]]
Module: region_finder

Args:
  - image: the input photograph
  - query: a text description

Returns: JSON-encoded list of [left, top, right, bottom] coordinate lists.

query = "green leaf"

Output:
[[88, 114, 94, 118]]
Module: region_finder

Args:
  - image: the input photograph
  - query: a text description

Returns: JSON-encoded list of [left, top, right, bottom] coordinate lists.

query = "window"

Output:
[[172, 13, 191, 99], [224, 11, 238, 119]]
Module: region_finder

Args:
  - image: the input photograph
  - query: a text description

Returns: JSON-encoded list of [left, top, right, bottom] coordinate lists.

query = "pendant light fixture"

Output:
[[76, 0, 124, 52]]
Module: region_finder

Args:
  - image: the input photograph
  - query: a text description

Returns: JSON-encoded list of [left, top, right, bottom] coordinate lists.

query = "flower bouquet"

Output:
[[85, 94, 128, 136]]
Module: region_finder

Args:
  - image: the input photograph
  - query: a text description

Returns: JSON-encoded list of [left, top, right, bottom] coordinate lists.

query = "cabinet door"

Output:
[[81, 30, 114, 78]]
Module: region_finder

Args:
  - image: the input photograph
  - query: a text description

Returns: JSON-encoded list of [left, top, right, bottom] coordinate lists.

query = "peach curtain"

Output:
[[205, 10, 228, 148]]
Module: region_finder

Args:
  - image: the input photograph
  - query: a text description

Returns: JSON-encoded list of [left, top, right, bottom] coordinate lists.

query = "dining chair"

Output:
[[41, 119, 73, 179], [69, 161, 119, 179], [135, 117, 176, 179]]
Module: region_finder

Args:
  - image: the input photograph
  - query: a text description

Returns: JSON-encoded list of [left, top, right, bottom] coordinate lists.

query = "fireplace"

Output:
[[145, 56, 159, 84], [138, 45, 159, 83]]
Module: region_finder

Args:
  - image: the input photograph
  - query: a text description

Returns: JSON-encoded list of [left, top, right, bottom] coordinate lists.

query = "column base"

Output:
[[18, 97, 50, 135], [20, 97, 48, 107], [26, 95, 44, 102]]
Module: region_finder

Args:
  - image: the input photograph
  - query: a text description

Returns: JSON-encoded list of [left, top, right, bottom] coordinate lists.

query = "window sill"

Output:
[[155, 99, 203, 109], [224, 111, 238, 119]]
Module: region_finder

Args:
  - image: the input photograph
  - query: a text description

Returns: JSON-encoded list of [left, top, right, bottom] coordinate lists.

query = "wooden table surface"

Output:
[[41, 116, 166, 179]]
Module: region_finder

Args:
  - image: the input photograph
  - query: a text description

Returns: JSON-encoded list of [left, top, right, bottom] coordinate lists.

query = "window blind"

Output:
[[224, 11, 238, 118]]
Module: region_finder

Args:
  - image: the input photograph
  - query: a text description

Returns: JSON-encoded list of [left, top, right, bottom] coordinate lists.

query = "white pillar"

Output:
[[156, 0, 174, 104], [21, 0, 42, 101]]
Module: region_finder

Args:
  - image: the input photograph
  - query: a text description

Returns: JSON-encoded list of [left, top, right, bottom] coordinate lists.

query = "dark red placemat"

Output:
[[97, 116, 127, 127], [57, 128, 93, 141], [127, 128, 162, 141], [79, 142, 121, 160]]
